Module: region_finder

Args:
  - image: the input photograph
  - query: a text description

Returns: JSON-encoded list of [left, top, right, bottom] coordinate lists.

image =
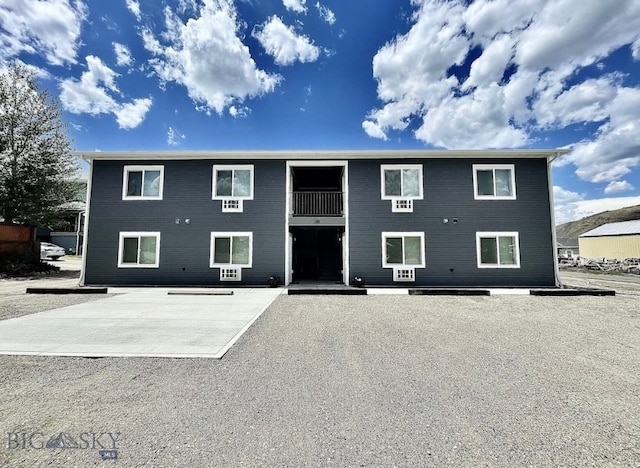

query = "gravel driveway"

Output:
[[1, 275, 639, 467]]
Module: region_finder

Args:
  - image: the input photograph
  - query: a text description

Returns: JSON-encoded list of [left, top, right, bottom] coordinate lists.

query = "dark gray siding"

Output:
[[84, 160, 286, 286], [348, 158, 556, 286]]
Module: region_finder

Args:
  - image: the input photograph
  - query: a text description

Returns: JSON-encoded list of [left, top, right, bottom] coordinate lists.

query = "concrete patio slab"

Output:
[[0, 287, 283, 358]]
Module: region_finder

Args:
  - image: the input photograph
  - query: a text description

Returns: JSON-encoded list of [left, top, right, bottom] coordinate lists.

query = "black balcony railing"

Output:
[[292, 191, 343, 216]]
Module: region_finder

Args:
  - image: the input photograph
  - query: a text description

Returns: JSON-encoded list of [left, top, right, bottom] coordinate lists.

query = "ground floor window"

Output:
[[118, 232, 160, 267], [381, 232, 426, 268], [476, 232, 520, 268], [210, 232, 253, 268]]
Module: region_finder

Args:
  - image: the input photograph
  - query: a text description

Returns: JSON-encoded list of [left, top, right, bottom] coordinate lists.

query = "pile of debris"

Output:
[[559, 257, 640, 275]]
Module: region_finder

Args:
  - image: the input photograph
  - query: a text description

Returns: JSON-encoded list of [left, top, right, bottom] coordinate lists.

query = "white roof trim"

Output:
[[76, 149, 568, 161], [579, 220, 640, 237]]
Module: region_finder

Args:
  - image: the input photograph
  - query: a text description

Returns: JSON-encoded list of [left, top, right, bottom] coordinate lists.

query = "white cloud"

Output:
[[141, 0, 281, 115], [167, 126, 186, 146], [253, 16, 320, 66], [229, 105, 250, 118], [125, 0, 141, 21], [555, 194, 640, 224], [113, 42, 133, 67], [364, 0, 640, 186], [604, 180, 635, 195], [314, 2, 335, 25], [114, 98, 152, 129], [362, 120, 388, 141], [59, 55, 152, 129], [282, 0, 306, 14], [0, 0, 87, 66]]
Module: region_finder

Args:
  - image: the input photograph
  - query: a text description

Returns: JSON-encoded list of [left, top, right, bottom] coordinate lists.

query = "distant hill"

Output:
[[556, 204, 640, 239]]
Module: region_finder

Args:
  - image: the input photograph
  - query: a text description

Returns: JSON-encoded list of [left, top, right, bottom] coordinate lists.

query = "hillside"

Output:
[[556, 204, 640, 239]]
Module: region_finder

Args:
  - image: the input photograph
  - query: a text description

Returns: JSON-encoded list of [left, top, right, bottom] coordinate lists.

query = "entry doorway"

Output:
[[291, 227, 344, 283]]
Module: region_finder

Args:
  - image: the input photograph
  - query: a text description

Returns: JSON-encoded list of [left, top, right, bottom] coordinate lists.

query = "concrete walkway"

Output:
[[0, 287, 283, 358]]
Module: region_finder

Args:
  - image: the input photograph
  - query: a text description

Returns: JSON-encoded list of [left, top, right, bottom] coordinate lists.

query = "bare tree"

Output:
[[0, 62, 78, 226]]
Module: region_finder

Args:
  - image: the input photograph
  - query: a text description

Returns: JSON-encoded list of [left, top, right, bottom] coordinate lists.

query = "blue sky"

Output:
[[2, 0, 640, 223]]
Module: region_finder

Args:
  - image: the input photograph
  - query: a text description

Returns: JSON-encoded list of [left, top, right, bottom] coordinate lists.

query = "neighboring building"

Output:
[[578, 220, 640, 260], [78, 149, 566, 287], [557, 237, 579, 259]]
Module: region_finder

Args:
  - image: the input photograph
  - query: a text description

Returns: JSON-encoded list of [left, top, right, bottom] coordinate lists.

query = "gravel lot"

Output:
[[0, 273, 639, 467], [0, 271, 113, 321]]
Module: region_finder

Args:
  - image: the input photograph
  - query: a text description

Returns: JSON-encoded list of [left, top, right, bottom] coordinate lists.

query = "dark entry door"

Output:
[[292, 227, 343, 282]]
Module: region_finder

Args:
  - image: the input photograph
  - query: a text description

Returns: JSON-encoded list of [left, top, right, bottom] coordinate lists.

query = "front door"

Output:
[[291, 227, 343, 282]]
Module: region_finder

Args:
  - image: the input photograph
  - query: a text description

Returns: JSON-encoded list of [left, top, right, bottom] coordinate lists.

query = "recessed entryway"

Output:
[[291, 226, 344, 283]]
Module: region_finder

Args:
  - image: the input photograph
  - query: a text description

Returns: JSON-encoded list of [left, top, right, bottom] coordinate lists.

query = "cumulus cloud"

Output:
[[59, 55, 152, 129], [229, 105, 250, 118], [555, 192, 640, 224], [282, 0, 306, 14], [604, 180, 635, 195], [0, 0, 87, 66], [314, 2, 335, 25], [125, 0, 141, 21], [141, 0, 281, 115], [113, 42, 133, 67], [364, 0, 640, 186], [253, 16, 320, 66]]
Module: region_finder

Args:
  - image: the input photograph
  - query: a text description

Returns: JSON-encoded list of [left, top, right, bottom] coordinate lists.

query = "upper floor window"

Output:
[[118, 232, 160, 268], [212, 165, 254, 212], [122, 166, 164, 200], [476, 232, 520, 268], [380, 164, 423, 212], [473, 164, 516, 200]]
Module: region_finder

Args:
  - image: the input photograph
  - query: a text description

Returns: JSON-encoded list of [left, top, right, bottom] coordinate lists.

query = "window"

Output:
[[213, 165, 253, 199], [381, 165, 423, 199], [210, 232, 253, 268], [212, 165, 254, 212], [476, 232, 520, 268], [473, 164, 516, 200], [118, 232, 160, 268], [381, 232, 426, 268], [123, 166, 164, 200]]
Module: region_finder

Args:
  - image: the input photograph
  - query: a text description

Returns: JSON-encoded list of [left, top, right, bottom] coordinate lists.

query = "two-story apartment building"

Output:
[[78, 149, 566, 287]]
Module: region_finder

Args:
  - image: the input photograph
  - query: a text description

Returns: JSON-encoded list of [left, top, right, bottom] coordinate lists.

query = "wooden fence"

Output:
[[0, 224, 35, 254]]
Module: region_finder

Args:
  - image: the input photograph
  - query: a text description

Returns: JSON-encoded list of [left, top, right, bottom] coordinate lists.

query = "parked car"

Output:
[[40, 242, 66, 261]]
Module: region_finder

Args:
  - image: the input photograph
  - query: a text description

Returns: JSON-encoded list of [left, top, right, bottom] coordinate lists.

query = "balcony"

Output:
[[292, 191, 343, 217]]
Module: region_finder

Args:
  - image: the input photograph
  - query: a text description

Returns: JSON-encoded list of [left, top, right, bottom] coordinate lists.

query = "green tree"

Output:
[[0, 62, 78, 226]]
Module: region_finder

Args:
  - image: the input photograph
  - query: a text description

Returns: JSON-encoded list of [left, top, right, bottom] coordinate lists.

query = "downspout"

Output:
[[548, 152, 562, 287], [78, 155, 93, 287]]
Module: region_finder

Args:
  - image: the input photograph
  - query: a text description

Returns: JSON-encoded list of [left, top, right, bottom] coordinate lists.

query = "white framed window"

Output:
[[381, 165, 423, 213], [210, 232, 253, 268], [473, 164, 516, 200], [381, 232, 426, 268], [212, 165, 254, 198], [380, 164, 423, 199], [476, 232, 520, 268], [122, 166, 164, 200], [117, 232, 160, 268]]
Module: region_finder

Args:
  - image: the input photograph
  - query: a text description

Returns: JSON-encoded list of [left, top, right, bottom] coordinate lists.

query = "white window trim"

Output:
[[122, 165, 164, 200], [381, 232, 426, 268], [472, 164, 516, 200], [476, 231, 521, 269], [212, 165, 255, 200], [210, 232, 253, 268], [380, 164, 424, 200], [117, 231, 161, 268]]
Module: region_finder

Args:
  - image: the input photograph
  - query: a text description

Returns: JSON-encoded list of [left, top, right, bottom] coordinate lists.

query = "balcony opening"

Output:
[[291, 166, 343, 217]]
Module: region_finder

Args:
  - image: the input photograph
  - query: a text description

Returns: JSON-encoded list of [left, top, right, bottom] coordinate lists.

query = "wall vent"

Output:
[[220, 267, 241, 281], [393, 267, 415, 282], [222, 199, 243, 212], [392, 199, 413, 213]]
